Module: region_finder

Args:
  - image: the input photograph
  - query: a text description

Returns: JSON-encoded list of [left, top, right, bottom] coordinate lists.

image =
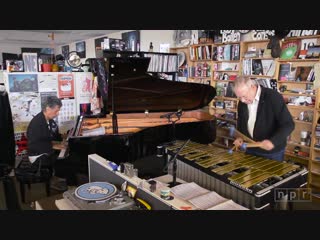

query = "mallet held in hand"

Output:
[[229, 126, 255, 143], [240, 142, 264, 151]]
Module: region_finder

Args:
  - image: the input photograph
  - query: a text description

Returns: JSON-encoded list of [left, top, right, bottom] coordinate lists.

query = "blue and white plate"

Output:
[[75, 182, 117, 201]]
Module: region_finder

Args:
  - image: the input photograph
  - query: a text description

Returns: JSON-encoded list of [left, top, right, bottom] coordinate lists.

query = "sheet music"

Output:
[[170, 182, 210, 201], [207, 200, 249, 210], [188, 191, 228, 210], [82, 126, 105, 137]]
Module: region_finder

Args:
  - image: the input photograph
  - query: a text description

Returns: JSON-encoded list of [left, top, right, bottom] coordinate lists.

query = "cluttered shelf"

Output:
[[285, 152, 310, 161], [287, 105, 315, 110], [278, 59, 320, 62], [278, 81, 313, 84], [293, 119, 312, 125], [287, 141, 310, 150]]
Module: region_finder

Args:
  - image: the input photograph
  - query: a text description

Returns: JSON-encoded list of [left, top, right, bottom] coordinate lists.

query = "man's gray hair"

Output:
[[233, 75, 257, 91], [42, 96, 62, 111]]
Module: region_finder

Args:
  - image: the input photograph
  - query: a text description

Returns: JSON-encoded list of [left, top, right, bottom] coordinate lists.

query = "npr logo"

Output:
[[274, 188, 312, 202]]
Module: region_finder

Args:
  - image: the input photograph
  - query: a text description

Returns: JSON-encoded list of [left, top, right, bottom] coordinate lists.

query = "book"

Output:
[[207, 199, 248, 210], [280, 40, 301, 59], [278, 63, 291, 80], [299, 38, 320, 59], [223, 44, 231, 60], [261, 60, 275, 76], [171, 182, 248, 210], [295, 66, 313, 81], [306, 45, 320, 59], [288, 67, 297, 81], [252, 59, 263, 75]]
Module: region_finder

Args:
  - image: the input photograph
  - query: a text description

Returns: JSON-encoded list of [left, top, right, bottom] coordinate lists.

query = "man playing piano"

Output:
[[27, 96, 67, 191], [232, 75, 294, 161]]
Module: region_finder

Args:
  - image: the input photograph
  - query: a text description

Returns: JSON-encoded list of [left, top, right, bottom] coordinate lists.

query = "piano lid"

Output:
[[105, 57, 216, 113]]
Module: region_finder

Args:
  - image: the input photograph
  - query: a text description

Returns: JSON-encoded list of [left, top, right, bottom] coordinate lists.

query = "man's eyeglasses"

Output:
[[237, 87, 251, 102]]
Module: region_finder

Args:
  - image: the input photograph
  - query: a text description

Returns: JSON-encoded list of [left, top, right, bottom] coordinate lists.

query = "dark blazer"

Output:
[[27, 112, 62, 156], [237, 86, 294, 154]]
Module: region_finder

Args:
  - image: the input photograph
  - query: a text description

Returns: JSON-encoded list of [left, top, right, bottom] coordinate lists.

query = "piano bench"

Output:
[[15, 161, 52, 203]]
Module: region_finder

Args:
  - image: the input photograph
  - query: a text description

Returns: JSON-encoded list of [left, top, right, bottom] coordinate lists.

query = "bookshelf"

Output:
[[170, 46, 190, 82], [276, 35, 320, 167], [171, 33, 320, 203], [210, 42, 241, 147], [171, 34, 320, 164], [309, 88, 320, 202], [103, 50, 178, 81], [187, 43, 213, 85]]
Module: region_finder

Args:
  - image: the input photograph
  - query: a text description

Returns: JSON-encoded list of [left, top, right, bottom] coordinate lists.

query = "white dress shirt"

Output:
[[247, 85, 261, 138]]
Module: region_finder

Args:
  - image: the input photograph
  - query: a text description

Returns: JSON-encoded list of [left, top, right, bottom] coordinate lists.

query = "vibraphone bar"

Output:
[[165, 140, 308, 210]]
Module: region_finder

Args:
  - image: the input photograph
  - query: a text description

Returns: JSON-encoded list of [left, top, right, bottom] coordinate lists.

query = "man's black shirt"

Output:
[[27, 112, 62, 156]]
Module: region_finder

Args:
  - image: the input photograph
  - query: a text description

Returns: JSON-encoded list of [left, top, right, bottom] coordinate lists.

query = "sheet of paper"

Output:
[[188, 191, 228, 210], [207, 200, 249, 210], [170, 182, 210, 201], [82, 126, 105, 137]]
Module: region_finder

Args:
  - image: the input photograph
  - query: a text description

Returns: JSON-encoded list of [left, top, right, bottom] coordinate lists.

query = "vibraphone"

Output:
[[164, 140, 308, 210]]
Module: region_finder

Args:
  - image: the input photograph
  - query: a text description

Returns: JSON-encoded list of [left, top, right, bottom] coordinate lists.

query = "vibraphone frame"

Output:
[[164, 141, 308, 210]]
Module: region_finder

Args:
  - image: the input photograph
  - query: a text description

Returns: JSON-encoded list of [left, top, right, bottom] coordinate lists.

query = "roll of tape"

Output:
[[160, 188, 171, 200]]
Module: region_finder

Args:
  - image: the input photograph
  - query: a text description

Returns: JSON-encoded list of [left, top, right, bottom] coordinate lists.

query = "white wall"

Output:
[[0, 30, 176, 66], [0, 43, 49, 64], [55, 30, 175, 63]]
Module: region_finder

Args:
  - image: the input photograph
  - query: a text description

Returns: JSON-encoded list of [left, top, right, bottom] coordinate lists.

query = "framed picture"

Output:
[[2, 52, 21, 70], [22, 52, 38, 72], [122, 30, 140, 51], [6, 60, 24, 72], [224, 100, 234, 109], [215, 101, 224, 109], [76, 41, 86, 58], [306, 45, 320, 59], [62, 45, 69, 59]]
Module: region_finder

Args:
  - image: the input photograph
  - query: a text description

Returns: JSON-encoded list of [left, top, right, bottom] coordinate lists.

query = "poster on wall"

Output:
[[58, 74, 74, 98], [61, 45, 69, 59], [8, 92, 41, 133], [57, 98, 76, 133], [75, 72, 93, 115], [76, 41, 86, 58], [40, 92, 58, 110], [38, 73, 58, 92], [80, 103, 91, 115], [122, 30, 140, 51], [22, 52, 38, 72], [8, 73, 38, 93]]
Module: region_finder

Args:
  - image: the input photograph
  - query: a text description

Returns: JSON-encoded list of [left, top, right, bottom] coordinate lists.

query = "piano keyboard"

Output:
[[58, 148, 67, 159]]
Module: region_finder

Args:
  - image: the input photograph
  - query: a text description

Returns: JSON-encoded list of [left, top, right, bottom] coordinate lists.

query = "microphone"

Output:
[[160, 110, 183, 119], [160, 112, 176, 119]]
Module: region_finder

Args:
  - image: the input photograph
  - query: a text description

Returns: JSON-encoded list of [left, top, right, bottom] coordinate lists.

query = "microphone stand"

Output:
[[164, 139, 190, 188], [110, 63, 118, 134], [160, 110, 183, 141]]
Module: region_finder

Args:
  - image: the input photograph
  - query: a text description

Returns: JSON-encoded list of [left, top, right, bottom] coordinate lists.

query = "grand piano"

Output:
[[59, 57, 216, 185]]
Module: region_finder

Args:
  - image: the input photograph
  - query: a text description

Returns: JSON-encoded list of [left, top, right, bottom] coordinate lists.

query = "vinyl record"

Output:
[[75, 182, 117, 201], [178, 52, 186, 67]]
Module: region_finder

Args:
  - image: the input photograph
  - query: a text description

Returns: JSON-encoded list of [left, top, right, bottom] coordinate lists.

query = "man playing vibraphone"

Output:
[[232, 75, 296, 210], [232, 75, 294, 161]]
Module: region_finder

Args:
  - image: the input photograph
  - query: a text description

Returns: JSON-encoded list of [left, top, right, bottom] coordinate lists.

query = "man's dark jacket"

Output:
[[27, 112, 62, 156], [237, 86, 295, 154]]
